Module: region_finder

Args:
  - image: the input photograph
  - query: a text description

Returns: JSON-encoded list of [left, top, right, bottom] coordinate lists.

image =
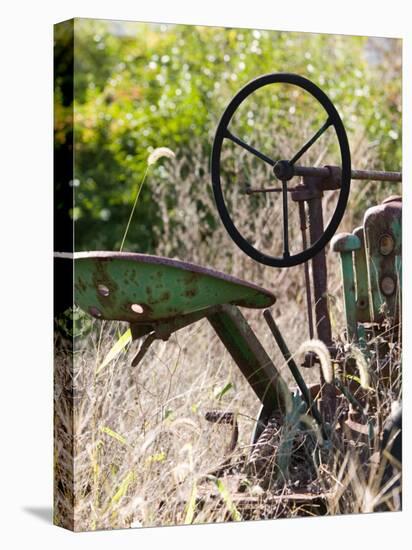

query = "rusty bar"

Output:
[[293, 165, 402, 182], [207, 304, 290, 412], [305, 177, 336, 420], [306, 187, 332, 347], [244, 167, 401, 195], [245, 166, 402, 195], [350, 169, 402, 182], [245, 186, 300, 194], [298, 201, 314, 340], [263, 310, 325, 434]]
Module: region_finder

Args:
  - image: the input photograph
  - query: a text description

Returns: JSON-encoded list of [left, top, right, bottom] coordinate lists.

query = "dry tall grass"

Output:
[[54, 119, 401, 531]]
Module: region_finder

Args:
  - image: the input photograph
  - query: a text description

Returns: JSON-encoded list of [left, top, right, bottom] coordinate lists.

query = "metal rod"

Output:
[[281, 180, 290, 258], [305, 178, 336, 421], [245, 186, 301, 194], [290, 118, 332, 165], [243, 166, 402, 196], [263, 310, 325, 435], [306, 192, 332, 347], [224, 129, 275, 167], [293, 165, 402, 182], [207, 304, 290, 411], [298, 201, 314, 340]]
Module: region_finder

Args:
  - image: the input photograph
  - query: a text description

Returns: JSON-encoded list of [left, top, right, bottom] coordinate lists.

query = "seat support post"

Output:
[[207, 304, 290, 413]]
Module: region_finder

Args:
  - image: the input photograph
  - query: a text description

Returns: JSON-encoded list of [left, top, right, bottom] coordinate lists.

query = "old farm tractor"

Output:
[[59, 73, 402, 518]]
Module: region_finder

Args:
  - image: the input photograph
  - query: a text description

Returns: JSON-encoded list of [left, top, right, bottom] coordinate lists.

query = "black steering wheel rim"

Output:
[[211, 72, 351, 268]]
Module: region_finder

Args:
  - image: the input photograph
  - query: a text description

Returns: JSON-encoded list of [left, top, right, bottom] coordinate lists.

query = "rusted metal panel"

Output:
[[363, 198, 402, 324], [60, 251, 276, 323]]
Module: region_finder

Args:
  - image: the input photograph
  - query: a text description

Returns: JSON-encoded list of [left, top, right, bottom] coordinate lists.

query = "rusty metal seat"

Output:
[[71, 251, 275, 323]]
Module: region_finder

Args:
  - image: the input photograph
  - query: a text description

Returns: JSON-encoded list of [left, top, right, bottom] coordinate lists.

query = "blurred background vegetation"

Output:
[[54, 19, 401, 255]]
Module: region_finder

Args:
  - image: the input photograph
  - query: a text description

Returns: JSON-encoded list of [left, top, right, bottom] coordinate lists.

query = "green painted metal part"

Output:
[[208, 304, 290, 411], [363, 198, 402, 324], [58, 251, 288, 412], [352, 226, 370, 323], [331, 233, 361, 342], [66, 252, 276, 323], [332, 196, 402, 343]]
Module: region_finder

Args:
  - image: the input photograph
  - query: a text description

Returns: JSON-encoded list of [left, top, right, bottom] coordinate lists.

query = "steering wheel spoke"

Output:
[[224, 128, 276, 166], [281, 180, 290, 258], [289, 117, 333, 166]]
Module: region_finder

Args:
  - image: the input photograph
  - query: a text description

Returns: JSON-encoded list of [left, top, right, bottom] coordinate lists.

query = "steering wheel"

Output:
[[211, 73, 351, 268]]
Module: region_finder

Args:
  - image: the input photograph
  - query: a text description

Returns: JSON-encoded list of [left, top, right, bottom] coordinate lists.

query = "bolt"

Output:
[[380, 275, 396, 296], [379, 234, 395, 256], [89, 306, 102, 318]]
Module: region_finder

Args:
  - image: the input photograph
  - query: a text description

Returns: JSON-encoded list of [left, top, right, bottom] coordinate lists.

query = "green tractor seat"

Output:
[[64, 252, 285, 408], [70, 251, 276, 323], [55, 251, 286, 414]]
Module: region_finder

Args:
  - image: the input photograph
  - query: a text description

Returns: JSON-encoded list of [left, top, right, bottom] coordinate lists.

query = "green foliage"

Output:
[[55, 305, 93, 338], [100, 426, 128, 446], [213, 381, 234, 400], [276, 394, 322, 482], [97, 328, 132, 374], [56, 19, 401, 253], [209, 476, 243, 521]]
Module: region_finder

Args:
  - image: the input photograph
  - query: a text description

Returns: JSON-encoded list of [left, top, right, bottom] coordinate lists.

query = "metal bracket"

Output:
[[130, 305, 223, 367]]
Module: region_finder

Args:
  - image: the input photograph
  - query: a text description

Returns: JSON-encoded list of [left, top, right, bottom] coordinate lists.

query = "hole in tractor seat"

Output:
[[131, 303, 144, 314], [89, 306, 102, 318], [97, 284, 110, 297]]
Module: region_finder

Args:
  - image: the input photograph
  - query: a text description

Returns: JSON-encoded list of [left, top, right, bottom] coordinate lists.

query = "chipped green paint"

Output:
[[69, 252, 276, 323]]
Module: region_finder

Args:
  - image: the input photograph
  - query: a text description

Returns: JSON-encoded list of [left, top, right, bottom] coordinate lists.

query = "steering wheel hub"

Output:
[[273, 160, 294, 181]]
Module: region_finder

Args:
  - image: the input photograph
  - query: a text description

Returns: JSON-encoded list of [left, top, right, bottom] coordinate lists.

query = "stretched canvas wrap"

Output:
[[54, 18, 402, 531]]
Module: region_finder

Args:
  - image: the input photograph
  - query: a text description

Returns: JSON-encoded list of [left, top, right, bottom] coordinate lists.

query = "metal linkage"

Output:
[[294, 165, 402, 183], [263, 310, 326, 437], [298, 201, 314, 341], [245, 165, 402, 195]]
